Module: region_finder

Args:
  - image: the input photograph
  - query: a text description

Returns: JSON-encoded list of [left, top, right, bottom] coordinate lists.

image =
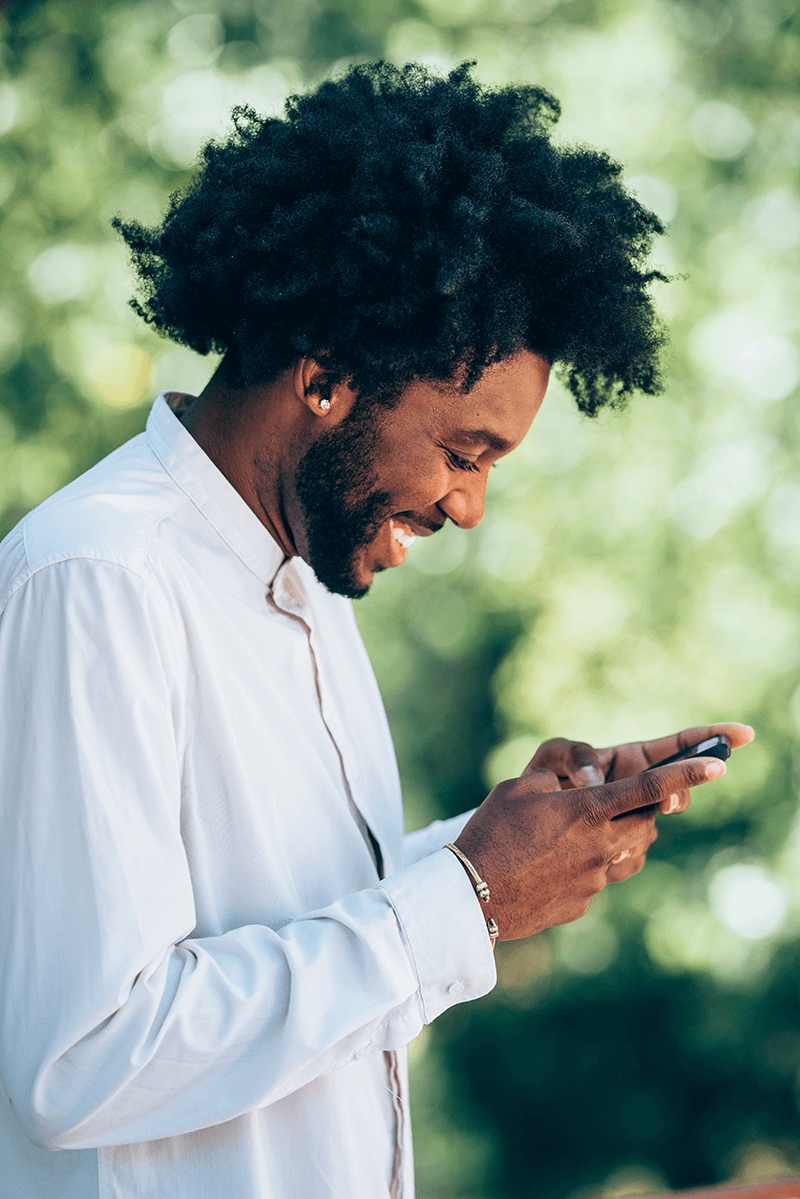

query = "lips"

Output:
[[386, 517, 416, 566], [393, 514, 444, 539], [377, 515, 444, 572]]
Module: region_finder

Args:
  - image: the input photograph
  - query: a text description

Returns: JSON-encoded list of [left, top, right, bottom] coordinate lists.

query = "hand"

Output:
[[521, 723, 754, 881], [454, 752, 730, 941]]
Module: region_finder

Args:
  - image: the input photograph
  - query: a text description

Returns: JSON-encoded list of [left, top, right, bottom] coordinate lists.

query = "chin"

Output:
[[308, 549, 374, 600]]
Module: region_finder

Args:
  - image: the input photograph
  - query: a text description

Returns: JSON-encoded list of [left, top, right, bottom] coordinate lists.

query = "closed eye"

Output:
[[439, 444, 481, 473]]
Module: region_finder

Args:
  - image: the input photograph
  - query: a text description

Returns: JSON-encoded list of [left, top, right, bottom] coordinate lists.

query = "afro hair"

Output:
[[114, 60, 669, 415]]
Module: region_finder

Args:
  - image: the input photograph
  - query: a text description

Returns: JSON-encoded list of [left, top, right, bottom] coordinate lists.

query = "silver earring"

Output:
[[318, 397, 331, 411]]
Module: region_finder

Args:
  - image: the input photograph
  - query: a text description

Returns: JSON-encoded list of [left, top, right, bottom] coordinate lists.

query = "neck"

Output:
[[180, 361, 299, 558]]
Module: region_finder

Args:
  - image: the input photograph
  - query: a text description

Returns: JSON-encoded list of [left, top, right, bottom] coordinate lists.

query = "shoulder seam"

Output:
[[0, 552, 152, 615]]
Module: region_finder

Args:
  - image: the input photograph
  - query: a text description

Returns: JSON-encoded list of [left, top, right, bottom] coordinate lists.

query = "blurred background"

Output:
[[2, 0, 799, 1195]]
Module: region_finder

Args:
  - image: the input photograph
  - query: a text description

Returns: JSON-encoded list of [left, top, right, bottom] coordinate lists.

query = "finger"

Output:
[[606, 847, 648, 883], [542, 739, 605, 787], [607, 823, 657, 880], [581, 755, 726, 822], [513, 766, 561, 795], [596, 723, 755, 781], [523, 738, 605, 786], [607, 808, 657, 850], [640, 722, 755, 767], [657, 786, 690, 815], [566, 741, 606, 788]]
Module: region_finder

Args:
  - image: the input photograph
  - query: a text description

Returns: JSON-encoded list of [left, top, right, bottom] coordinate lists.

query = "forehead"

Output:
[[399, 349, 551, 449]]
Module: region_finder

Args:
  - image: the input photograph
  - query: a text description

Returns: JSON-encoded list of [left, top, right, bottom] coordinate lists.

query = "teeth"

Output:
[[392, 524, 417, 549]]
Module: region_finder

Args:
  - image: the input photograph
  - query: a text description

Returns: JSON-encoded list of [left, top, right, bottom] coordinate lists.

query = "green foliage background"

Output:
[[2, 0, 800, 1195]]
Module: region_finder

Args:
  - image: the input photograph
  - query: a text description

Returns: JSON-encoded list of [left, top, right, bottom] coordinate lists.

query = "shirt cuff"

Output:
[[379, 847, 497, 1025]]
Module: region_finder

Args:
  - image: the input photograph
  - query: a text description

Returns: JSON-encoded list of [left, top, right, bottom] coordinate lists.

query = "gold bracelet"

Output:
[[444, 844, 499, 948]]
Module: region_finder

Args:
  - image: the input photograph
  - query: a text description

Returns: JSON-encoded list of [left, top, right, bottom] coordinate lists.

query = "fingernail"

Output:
[[576, 766, 604, 787], [666, 794, 680, 813], [705, 760, 726, 778]]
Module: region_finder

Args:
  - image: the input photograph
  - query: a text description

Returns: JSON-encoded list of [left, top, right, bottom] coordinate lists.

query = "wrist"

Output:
[[444, 843, 499, 949]]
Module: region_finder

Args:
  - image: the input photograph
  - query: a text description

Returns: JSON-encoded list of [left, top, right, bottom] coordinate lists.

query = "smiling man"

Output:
[[181, 349, 549, 597], [0, 62, 751, 1199]]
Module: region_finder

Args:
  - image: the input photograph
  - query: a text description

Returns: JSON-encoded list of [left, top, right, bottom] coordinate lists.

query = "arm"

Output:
[[0, 559, 496, 1151]]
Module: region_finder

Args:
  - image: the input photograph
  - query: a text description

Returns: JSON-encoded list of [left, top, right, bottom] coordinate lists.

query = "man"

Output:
[[0, 62, 750, 1198]]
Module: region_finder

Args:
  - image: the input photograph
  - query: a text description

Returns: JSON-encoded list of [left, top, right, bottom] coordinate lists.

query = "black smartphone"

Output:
[[646, 734, 731, 770]]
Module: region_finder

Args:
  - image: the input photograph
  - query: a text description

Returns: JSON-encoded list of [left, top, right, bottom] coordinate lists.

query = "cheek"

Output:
[[409, 472, 452, 511], [380, 457, 450, 506]]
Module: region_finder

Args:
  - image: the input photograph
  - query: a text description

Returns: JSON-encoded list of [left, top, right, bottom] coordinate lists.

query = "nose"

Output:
[[437, 473, 488, 530]]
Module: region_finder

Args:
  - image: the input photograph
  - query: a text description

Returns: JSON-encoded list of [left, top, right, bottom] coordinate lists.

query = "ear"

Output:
[[293, 358, 356, 419]]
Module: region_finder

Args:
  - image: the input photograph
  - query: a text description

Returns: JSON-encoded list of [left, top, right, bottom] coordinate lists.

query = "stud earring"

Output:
[[318, 397, 331, 411]]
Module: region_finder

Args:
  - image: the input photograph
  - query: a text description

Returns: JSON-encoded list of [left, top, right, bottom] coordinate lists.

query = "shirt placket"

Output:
[[268, 561, 406, 1198]]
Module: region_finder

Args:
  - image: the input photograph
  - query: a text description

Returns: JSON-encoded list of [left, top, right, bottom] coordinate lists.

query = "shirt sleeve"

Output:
[[0, 558, 496, 1152], [403, 810, 477, 865]]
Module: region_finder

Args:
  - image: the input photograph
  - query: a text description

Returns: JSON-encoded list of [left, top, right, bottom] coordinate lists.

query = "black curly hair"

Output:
[[114, 61, 668, 416]]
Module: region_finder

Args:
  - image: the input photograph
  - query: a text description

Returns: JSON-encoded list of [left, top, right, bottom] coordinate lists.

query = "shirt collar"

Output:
[[146, 391, 287, 587]]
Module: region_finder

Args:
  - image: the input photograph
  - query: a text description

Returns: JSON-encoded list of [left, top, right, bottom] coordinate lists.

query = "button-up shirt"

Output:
[[0, 393, 496, 1199]]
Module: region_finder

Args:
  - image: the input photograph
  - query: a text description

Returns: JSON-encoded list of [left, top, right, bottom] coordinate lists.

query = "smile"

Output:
[[391, 522, 417, 549], [392, 514, 444, 539]]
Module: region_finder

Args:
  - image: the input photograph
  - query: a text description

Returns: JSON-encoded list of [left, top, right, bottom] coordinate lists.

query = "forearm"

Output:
[[5, 852, 494, 1150]]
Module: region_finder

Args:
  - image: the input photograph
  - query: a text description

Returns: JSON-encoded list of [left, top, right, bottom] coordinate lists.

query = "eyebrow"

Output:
[[449, 428, 515, 454]]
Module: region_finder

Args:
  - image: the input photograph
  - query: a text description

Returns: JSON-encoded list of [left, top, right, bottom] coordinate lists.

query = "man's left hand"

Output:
[[523, 723, 754, 883]]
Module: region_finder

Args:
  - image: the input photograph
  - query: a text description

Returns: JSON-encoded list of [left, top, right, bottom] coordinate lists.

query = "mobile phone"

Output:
[[616, 734, 732, 820], [646, 734, 731, 770]]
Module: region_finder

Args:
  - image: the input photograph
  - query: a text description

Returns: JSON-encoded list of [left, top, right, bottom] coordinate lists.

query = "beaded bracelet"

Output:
[[443, 843, 500, 949]]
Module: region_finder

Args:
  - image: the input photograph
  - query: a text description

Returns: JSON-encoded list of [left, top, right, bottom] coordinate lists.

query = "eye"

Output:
[[440, 445, 481, 474]]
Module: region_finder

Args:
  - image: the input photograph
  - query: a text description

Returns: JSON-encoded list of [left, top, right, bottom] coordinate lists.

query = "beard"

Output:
[[292, 401, 394, 599]]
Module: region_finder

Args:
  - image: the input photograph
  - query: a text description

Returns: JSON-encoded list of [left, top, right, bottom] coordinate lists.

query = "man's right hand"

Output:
[[453, 754, 726, 941]]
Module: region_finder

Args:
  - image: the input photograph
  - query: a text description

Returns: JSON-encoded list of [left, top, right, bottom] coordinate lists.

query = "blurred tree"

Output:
[[2, 1, 800, 1196]]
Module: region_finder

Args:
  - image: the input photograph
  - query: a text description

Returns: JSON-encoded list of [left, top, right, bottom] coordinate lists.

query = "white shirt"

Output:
[[0, 393, 496, 1199]]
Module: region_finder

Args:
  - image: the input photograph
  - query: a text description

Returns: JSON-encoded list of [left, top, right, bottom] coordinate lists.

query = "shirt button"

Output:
[[448, 980, 465, 996]]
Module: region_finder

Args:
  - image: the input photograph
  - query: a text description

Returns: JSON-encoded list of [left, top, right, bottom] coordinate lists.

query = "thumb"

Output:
[[524, 737, 605, 787], [587, 755, 727, 822]]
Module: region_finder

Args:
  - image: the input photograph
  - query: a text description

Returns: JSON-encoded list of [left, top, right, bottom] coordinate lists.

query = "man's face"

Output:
[[293, 349, 550, 598]]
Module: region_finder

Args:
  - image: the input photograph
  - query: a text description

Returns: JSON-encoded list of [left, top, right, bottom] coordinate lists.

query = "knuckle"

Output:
[[502, 770, 559, 804], [539, 737, 568, 757], [570, 741, 596, 765], [636, 771, 664, 807], [486, 779, 512, 803], [523, 767, 560, 792], [574, 789, 605, 825]]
